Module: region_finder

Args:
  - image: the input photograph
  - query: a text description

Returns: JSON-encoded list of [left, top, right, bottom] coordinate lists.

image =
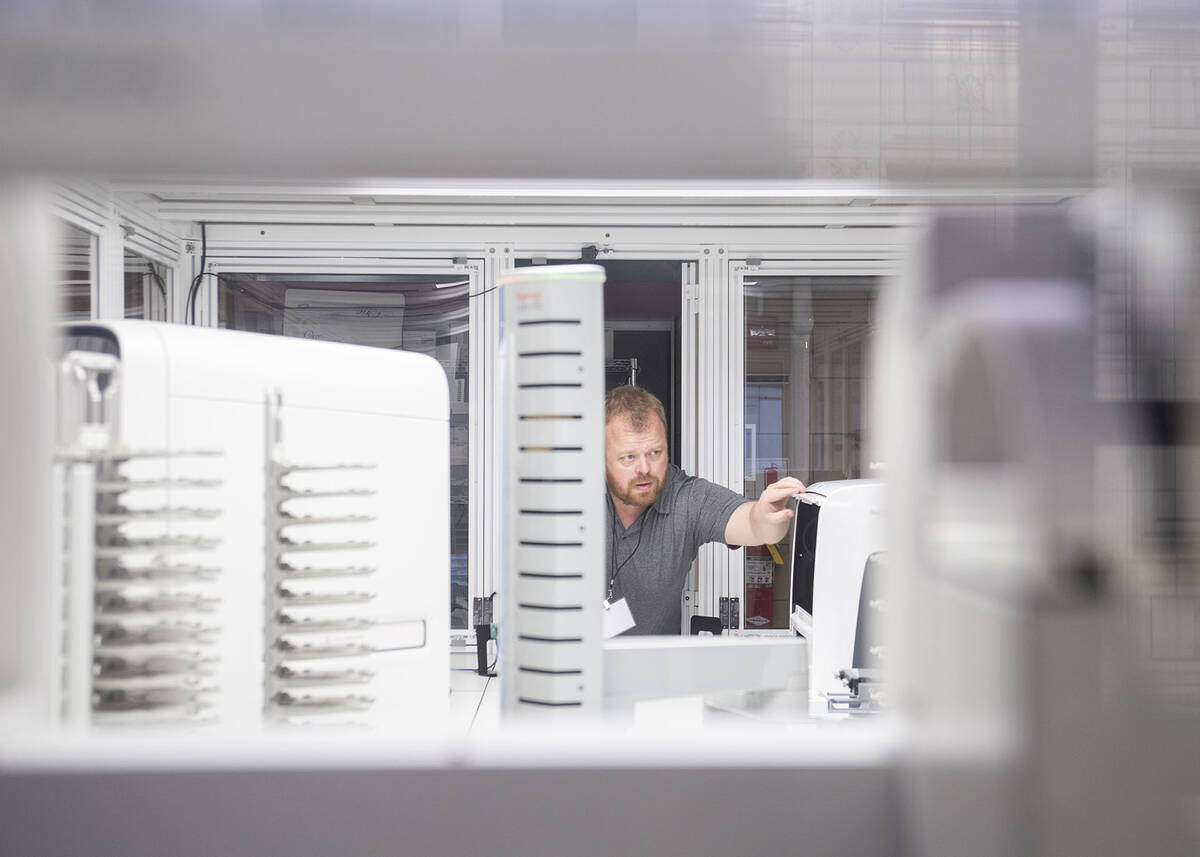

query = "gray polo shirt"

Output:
[[605, 464, 748, 635]]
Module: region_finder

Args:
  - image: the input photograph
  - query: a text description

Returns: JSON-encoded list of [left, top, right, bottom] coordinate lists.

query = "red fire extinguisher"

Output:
[[746, 544, 774, 628], [747, 464, 781, 628]]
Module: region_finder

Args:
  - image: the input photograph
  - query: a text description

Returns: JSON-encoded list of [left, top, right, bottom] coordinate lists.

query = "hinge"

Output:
[[683, 262, 700, 305], [718, 596, 741, 630], [472, 595, 494, 626]]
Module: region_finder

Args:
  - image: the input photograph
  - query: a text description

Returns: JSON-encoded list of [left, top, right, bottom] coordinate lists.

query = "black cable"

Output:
[[147, 262, 168, 302], [128, 261, 169, 322], [208, 273, 503, 326], [185, 271, 221, 325], [615, 526, 644, 580], [609, 508, 618, 593], [184, 222, 216, 325], [464, 283, 501, 300], [216, 278, 497, 326], [185, 255, 505, 329]]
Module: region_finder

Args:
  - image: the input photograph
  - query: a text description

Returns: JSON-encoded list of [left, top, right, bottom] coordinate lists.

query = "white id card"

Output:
[[603, 597, 636, 638]]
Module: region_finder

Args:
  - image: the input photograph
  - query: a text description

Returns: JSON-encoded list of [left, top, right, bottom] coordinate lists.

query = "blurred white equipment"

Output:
[[499, 265, 607, 719], [787, 480, 887, 716], [875, 208, 1194, 857], [50, 321, 448, 732], [603, 635, 808, 716]]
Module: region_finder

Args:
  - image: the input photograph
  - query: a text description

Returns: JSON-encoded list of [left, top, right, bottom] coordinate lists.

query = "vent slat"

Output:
[[518, 666, 583, 676], [517, 634, 583, 643], [517, 698, 583, 707]]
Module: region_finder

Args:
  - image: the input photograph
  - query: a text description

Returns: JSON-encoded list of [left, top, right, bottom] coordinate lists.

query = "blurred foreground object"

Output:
[[874, 199, 1199, 857]]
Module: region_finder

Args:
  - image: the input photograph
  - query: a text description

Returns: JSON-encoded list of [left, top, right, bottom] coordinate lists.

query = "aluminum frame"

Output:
[[54, 182, 186, 323], [145, 221, 915, 638], [720, 259, 896, 631], [198, 254, 489, 638]]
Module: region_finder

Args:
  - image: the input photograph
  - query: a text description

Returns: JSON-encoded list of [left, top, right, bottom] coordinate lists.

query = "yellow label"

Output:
[[767, 543, 783, 565]]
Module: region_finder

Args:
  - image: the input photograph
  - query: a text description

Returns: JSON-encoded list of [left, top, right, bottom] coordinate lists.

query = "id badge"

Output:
[[602, 597, 636, 638]]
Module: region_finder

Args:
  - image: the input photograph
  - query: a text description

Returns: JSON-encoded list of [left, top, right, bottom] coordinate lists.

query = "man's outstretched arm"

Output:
[[723, 476, 805, 546]]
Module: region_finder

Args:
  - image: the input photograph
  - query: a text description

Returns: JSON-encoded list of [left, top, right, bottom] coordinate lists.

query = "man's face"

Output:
[[605, 413, 669, 510]]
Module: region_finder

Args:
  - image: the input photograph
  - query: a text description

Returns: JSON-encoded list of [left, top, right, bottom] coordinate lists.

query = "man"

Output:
[[604, 385, 805, 635]]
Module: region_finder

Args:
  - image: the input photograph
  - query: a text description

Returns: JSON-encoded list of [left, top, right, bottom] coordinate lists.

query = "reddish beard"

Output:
[[608, 472, 663, 509]]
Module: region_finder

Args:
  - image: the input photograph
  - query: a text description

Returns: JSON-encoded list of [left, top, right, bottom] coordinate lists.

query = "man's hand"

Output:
[[724, 477, 806, 546]]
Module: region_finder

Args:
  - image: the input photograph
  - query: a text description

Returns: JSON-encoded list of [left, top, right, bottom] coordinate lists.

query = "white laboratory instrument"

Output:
[[50, 321, 449, 732], [786, 480, 887, 716], [498, 265, 608, 719]]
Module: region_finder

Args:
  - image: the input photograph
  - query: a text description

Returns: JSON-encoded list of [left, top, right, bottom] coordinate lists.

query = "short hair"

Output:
[[605, 385, 667, 434]]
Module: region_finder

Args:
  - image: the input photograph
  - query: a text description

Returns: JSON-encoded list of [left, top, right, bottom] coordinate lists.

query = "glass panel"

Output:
[[743, 275, 879, 630], [218, 272, 473, 629], [124, 250, 168, 320], [56, 221, 94, 321]]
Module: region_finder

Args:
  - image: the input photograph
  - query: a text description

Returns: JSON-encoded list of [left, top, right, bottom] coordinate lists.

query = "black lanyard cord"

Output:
[[608, 512, 645, 598]]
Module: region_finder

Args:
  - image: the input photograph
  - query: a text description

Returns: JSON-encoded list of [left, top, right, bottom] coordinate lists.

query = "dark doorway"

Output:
[[516, 258, 684, 463]]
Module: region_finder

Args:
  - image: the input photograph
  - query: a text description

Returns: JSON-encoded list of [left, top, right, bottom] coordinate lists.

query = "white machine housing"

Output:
[[791, 479, 887, 716], [53, 321, 449, 732], [499, 265, 607, 720]]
